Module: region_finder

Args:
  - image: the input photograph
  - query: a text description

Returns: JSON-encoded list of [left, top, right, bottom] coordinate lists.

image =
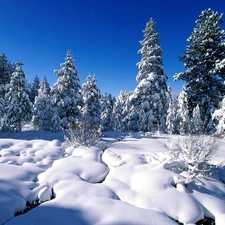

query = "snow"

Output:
[[0, 128, 225, 224]]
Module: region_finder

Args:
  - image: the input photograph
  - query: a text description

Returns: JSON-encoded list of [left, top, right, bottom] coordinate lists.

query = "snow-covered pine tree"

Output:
[[5, 60, 32, 132], [40, 76, 50, 94], [174, 9, 225, 132], [113, 90, 132, 132], [81, 74, 101, 128], [51, 50, 83, 128], [0, 53, 15, 103], [131, 18, 170, 132], [0, 95, 4, 129], [0, 53, 15, 86], [191, 105, 203, 134], [176, 87, 190, 135], [100, 93, 115, 131], [33, 77, 60, 131], [212, 96, 225, 135], [30, 75, 40, 103], [166, 98, 178, 134]]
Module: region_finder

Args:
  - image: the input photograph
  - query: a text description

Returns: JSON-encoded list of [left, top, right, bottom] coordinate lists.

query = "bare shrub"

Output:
[[166, 135, 219, 185], [65, 117, 101, 147]]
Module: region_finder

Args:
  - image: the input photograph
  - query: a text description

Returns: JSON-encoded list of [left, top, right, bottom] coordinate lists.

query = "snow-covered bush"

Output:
[[166, 135, 219, 185], [65, 116, 101, 147]]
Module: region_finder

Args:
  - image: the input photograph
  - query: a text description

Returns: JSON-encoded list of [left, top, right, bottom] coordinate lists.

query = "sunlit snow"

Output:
[[0, 126, 225, 224]]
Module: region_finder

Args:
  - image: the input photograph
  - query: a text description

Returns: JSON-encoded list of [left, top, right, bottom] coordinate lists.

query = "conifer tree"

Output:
[[30, 75, 40, 103], [174, 9, 225, 131], [81, 74, 101, 128], [5, 60, 32, 131], [100, 93, 115, 131], [212, 96, 225, 135], [113, 90, 132, 131], [51, 50, 83, 128], [0, 53, 15, 100], [33, 77, 60, 131], [191, 105, 203, 134], [0, 96, 4, 129], [0, 53, 15, 86], [131, 18, 170, 132], [177, 87, 190, 135], [136, 18, 164, 82], [166, 98, 178, 134]]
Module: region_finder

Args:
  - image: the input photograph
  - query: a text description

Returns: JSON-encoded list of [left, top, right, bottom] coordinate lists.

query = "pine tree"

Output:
[[5, 60, 32, 132], [0, 53, 15, 99], [176, 87, 190, 135], [30, 75, 40, 103], [113, 90, 132, 131], [191, 105, 203, 134], [100, 93, 115, 131], [136, 18, 164, 82], [0, 53, 15, 86], [212, 96, 225, 135], [33, 77, 60, 131], [131, 18, 170, 132], [0, 96, 4, 129], [39, 76, 50, 95], [51, 50, 83, 128], [174, 9, 225, 131], [166, 98, 178, 134], [81, 74, 101, 128]]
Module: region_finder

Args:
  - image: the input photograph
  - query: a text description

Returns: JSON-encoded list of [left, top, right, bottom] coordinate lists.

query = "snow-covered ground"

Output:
[[0, 126, 225, 225]]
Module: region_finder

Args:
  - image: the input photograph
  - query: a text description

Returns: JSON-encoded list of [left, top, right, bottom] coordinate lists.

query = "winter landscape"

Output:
[[1, 126, 225, 225], [1, 6, 225, 225]]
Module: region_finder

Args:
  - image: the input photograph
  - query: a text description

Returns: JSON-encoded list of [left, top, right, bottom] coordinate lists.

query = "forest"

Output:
[[0, 8, 225, 140]]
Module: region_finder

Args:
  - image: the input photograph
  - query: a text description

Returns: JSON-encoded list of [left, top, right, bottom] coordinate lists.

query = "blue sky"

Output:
[[0, 0, 224, 97]]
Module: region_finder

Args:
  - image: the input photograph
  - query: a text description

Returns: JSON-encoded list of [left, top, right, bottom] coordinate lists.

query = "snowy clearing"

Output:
[[0, 128, 225, 225]]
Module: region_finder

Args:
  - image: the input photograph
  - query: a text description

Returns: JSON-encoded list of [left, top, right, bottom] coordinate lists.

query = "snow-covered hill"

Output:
[[0, 128, 225, 225]]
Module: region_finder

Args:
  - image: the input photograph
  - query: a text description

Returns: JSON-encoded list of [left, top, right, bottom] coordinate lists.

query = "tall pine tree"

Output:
[[174, 9, 225, 132], [51, 50, 83, 128], [131, 18, 170, 132]]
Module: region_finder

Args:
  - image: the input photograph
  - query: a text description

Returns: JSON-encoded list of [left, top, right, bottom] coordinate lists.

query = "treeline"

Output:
[[0, 8, 225, 136]]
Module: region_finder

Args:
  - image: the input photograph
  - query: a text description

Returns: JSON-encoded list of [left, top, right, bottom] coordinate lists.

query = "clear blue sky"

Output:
[[0, 0, 224, 97]]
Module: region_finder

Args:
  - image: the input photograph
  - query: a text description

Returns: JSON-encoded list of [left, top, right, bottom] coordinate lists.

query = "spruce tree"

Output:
[[136, 18, 164, 82], [100, 93, 115, 131], [166, 98, 178, 134], [212, 96, 225, 135], [174, 9, 225, 131], [0, 96, 4, 129], [191, 105, 203, 134], [81, 74, 101, 127], [5, 60, 32, 131], [51, 50, 83, 128], [0, 53, 15, 86], [30, 75, 40, 103], [113, 90, 132, 132], [0, 53, 15, 100], [131, 18, 170, 132], [33, 77, 60, 131], [176, 87, 190, 135]]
